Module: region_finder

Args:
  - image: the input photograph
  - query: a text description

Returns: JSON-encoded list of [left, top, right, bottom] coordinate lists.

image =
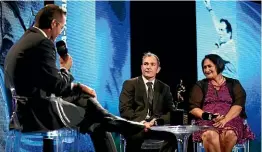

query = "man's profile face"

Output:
[[218, 21, 231, 44], [141, 56, 160, 80], [51, 14, 66, 41]]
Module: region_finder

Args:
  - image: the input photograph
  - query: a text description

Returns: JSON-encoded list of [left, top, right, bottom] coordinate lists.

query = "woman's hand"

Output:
[[212, 113, 225, 122], [213, 117, 228, 128]]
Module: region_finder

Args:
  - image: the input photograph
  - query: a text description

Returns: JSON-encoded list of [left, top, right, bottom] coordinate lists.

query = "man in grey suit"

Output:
[[4, 4, 148, 152], [119, 52, 177, 152]]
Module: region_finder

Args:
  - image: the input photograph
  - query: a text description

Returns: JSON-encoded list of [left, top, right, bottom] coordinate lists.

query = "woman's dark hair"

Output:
[[201, 54, 225, 74]]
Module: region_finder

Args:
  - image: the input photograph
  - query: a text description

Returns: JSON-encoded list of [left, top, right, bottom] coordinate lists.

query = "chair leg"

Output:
[[56, 128, 80, 152], [69, 129, 80, 152], [43, 137, 54, 152], [74, 130, 80, 152], [6, 130, 21, 152], [246, 140, 249, 152], [196, 142, 204, 152], [119, 134, 126, 152], [193, 142, 196, 152]]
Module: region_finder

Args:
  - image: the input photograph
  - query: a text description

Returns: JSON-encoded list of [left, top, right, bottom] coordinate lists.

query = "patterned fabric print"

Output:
[[193, 81, 255, 144]]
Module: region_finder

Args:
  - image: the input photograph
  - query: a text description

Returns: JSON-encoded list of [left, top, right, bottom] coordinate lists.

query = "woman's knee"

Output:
[[223, 130, 237, 142], [202, 130, 219, 143]]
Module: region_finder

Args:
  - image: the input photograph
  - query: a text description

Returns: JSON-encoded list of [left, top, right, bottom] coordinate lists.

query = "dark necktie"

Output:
[[146, 82, 154, 113]]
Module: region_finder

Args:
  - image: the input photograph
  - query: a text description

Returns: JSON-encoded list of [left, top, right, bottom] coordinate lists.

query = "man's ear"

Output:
[[51, 19, 56, 29], [157, 66, 161, 73]]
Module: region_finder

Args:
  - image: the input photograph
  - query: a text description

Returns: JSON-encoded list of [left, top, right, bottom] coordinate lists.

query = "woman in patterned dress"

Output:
[[189, 54, 254, 152]]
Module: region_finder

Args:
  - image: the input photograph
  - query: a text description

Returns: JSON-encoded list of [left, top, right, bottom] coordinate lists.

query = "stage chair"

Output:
[[5, 128, 80, 152], [192, 120, 250, 152], [193, 141, 249, 152], [4, 87, 80, 152]]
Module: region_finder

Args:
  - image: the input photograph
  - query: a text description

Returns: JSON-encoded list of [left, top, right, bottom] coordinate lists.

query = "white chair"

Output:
[[193, 141, 249, 152]]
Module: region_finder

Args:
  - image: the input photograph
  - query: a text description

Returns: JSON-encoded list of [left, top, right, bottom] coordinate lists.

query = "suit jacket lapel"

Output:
[[137, 76, 148, 107], [153, 79, 160, 113]]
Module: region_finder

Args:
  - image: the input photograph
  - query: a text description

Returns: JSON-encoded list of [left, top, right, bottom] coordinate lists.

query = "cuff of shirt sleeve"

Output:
[[71, 83, 74, 90], [60, 67, 69, 73], [140, 120, 146, 124], [72, 82, 81, 90]]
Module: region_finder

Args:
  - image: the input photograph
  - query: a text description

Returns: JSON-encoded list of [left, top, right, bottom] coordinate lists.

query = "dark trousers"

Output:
[[63, 91, 144, 152], [125, 129, 177, 152]]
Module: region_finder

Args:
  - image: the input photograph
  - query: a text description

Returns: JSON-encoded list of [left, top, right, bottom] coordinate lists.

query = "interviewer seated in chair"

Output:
[[189, 54, 254, 152]]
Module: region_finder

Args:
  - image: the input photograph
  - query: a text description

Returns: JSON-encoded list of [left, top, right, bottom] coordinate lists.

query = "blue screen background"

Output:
[[1, 1, 260, 151], [57, 1, 130, 151]]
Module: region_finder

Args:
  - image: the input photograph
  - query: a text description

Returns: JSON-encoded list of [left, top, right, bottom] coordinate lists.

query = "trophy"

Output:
[[171, 79, 188, 125], [175, 79, 186, 111]]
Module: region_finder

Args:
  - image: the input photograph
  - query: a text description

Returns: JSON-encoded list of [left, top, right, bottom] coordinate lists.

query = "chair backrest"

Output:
[[9, 87, 23, 130], [0, 67, 12, 151], [2, 66, 21, 130]]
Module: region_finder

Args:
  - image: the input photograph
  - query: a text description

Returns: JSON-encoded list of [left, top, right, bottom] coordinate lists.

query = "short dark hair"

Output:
[[201, 54, 225, 74], [220, 18, 232, 39], [142, 52, 160, 67], [35, 4, 66, 29]]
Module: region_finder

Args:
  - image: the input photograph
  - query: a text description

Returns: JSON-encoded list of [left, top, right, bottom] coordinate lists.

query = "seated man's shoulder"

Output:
[[156, 79, 170, 88], [122, 77, 139, 87], [125, 77, 139, 83]]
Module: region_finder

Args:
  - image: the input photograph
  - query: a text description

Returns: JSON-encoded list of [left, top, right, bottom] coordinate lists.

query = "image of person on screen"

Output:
[[0, 1, 41, 66], [204, 0, 238, 79], [4, 4, 150, 152], [119, 52, 177, 152]]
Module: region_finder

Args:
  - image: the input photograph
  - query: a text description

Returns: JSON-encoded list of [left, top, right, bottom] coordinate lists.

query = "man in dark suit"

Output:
[[4, 4, 148, 152], [119, 52, 177, 152]]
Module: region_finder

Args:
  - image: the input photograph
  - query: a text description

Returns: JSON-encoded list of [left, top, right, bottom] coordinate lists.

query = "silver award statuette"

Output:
[[175, 79, 186, 110]]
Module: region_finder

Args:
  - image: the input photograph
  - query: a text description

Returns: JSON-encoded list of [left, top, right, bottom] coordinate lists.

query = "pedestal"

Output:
[[170, 109, 188, 125]]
